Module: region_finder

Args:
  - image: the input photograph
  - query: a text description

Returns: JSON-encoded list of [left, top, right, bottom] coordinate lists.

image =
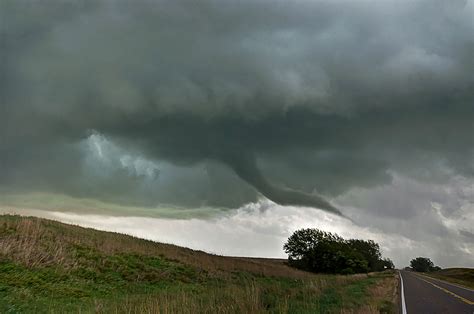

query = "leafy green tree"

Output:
[[382, 258, 395, 270], [431, 265, 442, 272], [347, 239, 382, 271], [283, 228, 344, 272], [410, 257, 434, 272], [284, 228, 389, 274]]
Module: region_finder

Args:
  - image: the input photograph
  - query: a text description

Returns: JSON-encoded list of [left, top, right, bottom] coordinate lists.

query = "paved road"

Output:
[[399, 270, 474, 313]]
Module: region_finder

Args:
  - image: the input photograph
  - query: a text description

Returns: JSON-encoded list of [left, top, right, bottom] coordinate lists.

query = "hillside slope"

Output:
[[0, 215, 397, 313], [424, 268, 474, 289]]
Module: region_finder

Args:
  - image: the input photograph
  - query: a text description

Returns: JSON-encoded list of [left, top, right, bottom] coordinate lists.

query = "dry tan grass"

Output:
[[423, 268, 474, 289], [1, 215, 397, 313], [0, 215, 312, 279], [0, 217, 69, 267], [101, 285, 270, 314], [98, 274, 377, 314], [99, 279, 362, 314], [368, 273, 398, 300], [339, 271, 399, 314]]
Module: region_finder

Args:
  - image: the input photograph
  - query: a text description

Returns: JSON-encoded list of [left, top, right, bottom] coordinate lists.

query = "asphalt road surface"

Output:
[[399, 270, 474, 313]]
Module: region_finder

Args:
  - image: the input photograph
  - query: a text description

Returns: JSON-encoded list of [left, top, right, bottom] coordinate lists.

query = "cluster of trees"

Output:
[[284, 228, 394, 274], [409, 257, 442, 272]]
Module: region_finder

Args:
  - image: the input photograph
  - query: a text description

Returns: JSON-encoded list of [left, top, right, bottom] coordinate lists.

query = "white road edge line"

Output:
[[399, 271, 407, 314]]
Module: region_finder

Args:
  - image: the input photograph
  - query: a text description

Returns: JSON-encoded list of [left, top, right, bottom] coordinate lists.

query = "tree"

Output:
[[284, 228, 390, 274], [381, 258, 395, 270], [283, 228, 345, 272], [431, 266, 442, 272], [410, 257, 434, 272], [347, 239, 382, 271]]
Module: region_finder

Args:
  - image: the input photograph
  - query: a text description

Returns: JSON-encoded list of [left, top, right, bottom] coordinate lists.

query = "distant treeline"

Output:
[[284, 228, 394, 274]]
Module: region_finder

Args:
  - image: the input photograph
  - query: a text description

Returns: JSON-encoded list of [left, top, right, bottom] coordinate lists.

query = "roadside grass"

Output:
[[423, 268, 474, 289], [0, 215, 397, 313]]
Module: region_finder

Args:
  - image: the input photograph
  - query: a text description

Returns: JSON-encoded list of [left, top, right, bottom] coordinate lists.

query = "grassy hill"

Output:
[[0, 215, 398, 313], [424, 268, 474, 289]]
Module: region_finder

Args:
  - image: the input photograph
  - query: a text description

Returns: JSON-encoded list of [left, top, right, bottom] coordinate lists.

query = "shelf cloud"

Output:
[[2, 0, 473, 211]]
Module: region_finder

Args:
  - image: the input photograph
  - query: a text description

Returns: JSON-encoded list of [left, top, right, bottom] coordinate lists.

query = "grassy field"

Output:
[[0, 215, 398, 313], [424, 268, 474, 289]]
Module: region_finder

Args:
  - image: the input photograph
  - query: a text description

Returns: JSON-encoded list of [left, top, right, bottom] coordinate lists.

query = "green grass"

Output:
[[0, 215, 397, 313]]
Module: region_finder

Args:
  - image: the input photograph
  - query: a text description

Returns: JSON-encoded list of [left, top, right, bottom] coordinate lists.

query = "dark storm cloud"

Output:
[[1, 0, 473, 212], [460, 230, 474, 240]]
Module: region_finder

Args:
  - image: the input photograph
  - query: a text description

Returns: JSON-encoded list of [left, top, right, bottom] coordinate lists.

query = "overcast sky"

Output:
[[1, 0, 473, 268]]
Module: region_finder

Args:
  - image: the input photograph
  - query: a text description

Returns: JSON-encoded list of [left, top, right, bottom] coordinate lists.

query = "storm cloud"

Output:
[[1, 0, 473, 217]]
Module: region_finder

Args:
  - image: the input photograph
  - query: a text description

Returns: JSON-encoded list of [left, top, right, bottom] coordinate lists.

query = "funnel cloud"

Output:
[[222, 152, 340, 214]]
